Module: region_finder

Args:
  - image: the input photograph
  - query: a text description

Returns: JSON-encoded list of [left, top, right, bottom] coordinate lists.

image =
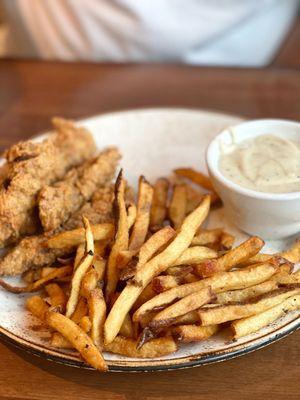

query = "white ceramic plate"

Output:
[[0, 108, 299, 372]]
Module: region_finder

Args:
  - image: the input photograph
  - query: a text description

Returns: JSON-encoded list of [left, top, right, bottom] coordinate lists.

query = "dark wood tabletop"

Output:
[[0, 16, 299, 400]]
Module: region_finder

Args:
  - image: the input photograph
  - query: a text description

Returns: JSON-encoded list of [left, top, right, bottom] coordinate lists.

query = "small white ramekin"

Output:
[[206, 119, 300, 240]]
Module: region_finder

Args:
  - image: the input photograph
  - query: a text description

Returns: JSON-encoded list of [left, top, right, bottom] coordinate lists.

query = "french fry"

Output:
[[231, 294, 300, 338], [66, 217, 94, 317], [22, 269, 41, 283], [0, 265, 72, 293], [88, 288, 106, 348], [46, 311, 107, 371], [51, 332, 74, 349], [183, 273, 199, 283], [192, 229, 223, 246], [185, 185, 204, 214], [105, 336, 177, 358], [41, 267, 59, 278], [79, 315, 92, 333], [26, 296, 49, 320], [219, 232, 235, 251], [81, 266, 102, 298], [240, 253, 273, 267], [133, 263, 278, 321], [138, 226, 176, 267], [71, 297, 88, 323], [45, 283, 67, 312], [47, 223, 114, 249], [275, 270, 300, 285], [173, 246, 217, 266], [74, 243, 85, 268], [215, 280, 278, 304], [280, 240, 300, 263], [269, 263, 294, 283], [172, 324, 219, 343], [104, 196, 211, 345], [133, 284, 157, 311], [149, 287, 214, 329], [127, 202, 137, 230], [173, 310, 199, 325], [105, 170, 129, 303], [195, 236, 265, 277], [169, 184, 187, 230], [150, 178, 169, 230], [120, 227, 176, 281], [198, 286, 300, 325], [174, 168, 215, 192], [152, 275, 185, 293], [119, 314, 134, 338], [166, 265, 193, 276], [129, 176, 153, 251]]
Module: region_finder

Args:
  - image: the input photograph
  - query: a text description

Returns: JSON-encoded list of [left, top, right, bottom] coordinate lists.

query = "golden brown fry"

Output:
[[106, 170, 129, 303], [129, 176, 153, 251], [275, 270, 300, 285], [104, 195, 213, 344], [119, 314, 134, 338], [215, 280, 278, 304], [138, 226, 176, 267], [150, 287, 214, 328], [150, 178, 169, 230], [46, 311, 107, 371], [185, 185, 204, 214], [219, 232, 235, 251], [183, 273, 199, 283], [74, 243, 85, 268], [169, 184, 187, 230], [280, 240, 300, 263], [173, 246, 217, 267], [172, 324, 219, 343], [71, 297, 88, 323], [45, 283, 67, 312], [51, 332, 74, 349], [231, 294, 300, 338], [196, 236, 265, 277], [269, 263, 293, 282], [105, 336, 177, 358], [174, 168, 215, 191], [41, 267, 58, 278], [133, 263, 278, 321], [66, 218, 94, 317], [239, 253, 273, 267], [173, 310, 199, 325], [192, 229, 223, 246], [120, 227, 176, 281], [198, 286, 300, 325], [47, 223, 114, 249], [81, 267, 100, 299], [166, 265, 193, 276], [133, 284, 157, 311], [26, 296, 49, 320], [126, 202, 137, 230], [0, 265, 72, 293], [88, 288, 106, 348], [22, 269, 41, 283], [79, 315, 92, 333], [152, 275, 184, 293]]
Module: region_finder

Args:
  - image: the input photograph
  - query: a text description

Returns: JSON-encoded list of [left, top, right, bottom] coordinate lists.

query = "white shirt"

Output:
[[0, 0, 299, 66]]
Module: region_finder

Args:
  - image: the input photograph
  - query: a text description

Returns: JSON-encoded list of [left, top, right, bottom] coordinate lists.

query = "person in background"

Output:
[[0, 0, 299, 67]]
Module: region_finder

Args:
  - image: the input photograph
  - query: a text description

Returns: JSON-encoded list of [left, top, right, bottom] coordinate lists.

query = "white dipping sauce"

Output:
[[219, 134, 300, 193]]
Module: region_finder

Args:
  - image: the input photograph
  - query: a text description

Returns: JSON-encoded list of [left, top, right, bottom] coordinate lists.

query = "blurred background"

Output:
[[0, 0, 299, 66]]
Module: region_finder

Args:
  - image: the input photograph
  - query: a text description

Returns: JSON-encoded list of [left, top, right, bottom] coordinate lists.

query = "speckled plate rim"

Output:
[[0, 316, 299, 372], [0, 107, 299, 372]]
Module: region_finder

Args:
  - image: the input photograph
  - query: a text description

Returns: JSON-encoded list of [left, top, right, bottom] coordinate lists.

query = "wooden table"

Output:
[[0, 19, 299, 400]]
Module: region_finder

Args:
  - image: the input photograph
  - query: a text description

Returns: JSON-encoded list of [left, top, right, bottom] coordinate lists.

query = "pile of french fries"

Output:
[[1, 168, 300, 372]]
